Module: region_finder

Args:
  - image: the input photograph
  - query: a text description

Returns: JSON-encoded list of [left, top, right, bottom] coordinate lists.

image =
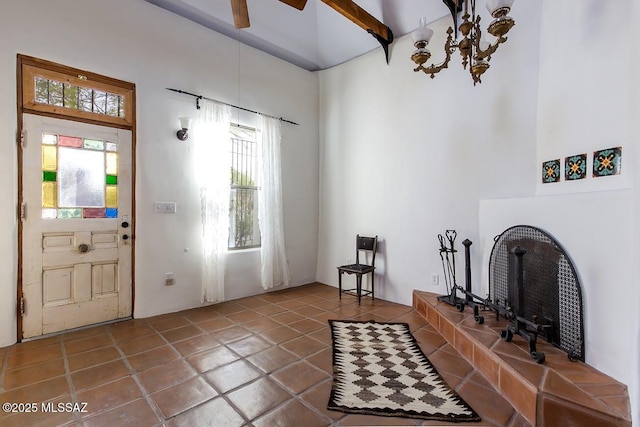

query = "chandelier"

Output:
[[411, 0, 515, 85]]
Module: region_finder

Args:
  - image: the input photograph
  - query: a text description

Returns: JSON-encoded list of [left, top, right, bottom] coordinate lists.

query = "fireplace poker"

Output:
[[436, 230, 462, 307]]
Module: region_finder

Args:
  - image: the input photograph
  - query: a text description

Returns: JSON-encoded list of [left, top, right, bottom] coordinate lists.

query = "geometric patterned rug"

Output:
[[328, 320, 481, 423]]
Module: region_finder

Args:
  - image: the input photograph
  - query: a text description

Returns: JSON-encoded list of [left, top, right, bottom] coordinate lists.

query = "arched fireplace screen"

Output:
[[489, 225, 585, 361]]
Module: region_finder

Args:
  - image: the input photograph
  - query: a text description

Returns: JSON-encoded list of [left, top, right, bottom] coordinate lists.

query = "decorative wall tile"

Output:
[[593, 147, 622, 177], [542, 159, 561, 183], [564, 154, 587, 181]]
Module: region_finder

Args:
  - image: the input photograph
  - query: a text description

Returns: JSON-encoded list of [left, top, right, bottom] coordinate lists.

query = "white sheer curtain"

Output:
[[257, 116, 290, 290], [194, 99, 231, 302]]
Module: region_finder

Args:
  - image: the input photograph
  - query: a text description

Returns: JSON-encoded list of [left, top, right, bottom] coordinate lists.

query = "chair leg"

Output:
[[356, 274, 362, 305], [371, 273, 375, 301], [338, 271, 342, 299]]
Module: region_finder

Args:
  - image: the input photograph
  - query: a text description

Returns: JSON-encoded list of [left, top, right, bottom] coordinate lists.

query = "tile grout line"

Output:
[[0, 346, 7, 394], [141, 318, 240, 425], [103, 323, 166, 425], [148, 313, 254, 425], [187, 307, 307, 423], [60, 336, 83, 426], [170, 295, 335, 425], [175, 327, 251, 425]]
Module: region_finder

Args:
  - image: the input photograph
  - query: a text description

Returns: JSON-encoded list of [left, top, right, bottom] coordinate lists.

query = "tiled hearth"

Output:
[[413, 291, 631, 427]]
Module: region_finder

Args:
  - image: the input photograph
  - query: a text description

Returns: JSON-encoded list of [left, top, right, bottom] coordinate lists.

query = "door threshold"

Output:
[[21, 317, 133, 343]]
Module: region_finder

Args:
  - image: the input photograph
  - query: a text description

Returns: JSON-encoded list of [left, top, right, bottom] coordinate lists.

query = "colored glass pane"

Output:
[[49, 80, 63, 106], [106, 186, 118, 208], [58, 209, 82, 218], [83, 208, 105, 218], [43, 171, 57, 182], [84, 139, 104, 150], [58, 135, 83, 147], [106, 153, 118, 175], [58, 147, 105, 207], [106, 175, 118, 185], [42, 134, 57, 145], [42, 209, 57, 219], [107, 93, 120, 117], [94, 90, 106, 114], [42, 146, 57, 171], [106, 142, 117, 152], [105, 208, 118, 218], [78, 87, 93, 112], [63, 83, 79, 109], [42, 182, 57, 208], [35, 77, 48, 104]]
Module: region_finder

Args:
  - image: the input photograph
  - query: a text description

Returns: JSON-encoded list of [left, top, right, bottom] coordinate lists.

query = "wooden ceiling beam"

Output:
[[320, 0, 391, 42], [278, 0, 308, 11], [231, 0, 250, 29]]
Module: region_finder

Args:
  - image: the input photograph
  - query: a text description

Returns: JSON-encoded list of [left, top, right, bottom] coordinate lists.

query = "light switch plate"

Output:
[[154, 202, 177, 213]]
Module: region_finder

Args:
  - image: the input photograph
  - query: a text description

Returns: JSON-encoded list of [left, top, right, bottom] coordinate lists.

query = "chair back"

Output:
[[355, 235, 378, 267]]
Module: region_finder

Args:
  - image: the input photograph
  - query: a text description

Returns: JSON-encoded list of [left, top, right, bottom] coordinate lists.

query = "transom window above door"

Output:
[[20, 57, 134, 128], [35, 76, 125, 119], [41, 132, 119, 219]]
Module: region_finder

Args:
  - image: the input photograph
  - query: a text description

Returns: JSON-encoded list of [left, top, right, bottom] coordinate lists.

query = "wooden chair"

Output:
[[337, 235, 378, 305]]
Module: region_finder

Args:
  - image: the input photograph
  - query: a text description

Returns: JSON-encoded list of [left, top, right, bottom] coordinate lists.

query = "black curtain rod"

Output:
[[166, 88, 299, 126]]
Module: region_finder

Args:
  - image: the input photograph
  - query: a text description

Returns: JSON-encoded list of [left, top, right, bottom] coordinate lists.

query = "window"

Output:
[[41, 132, 119, 219], [35, 76, 125, 119], [18, 55, 134, 219], [20, 55, 134, 128], [229, 125, 260, 249]]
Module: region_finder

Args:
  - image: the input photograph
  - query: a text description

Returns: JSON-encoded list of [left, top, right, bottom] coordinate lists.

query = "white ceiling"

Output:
[[144, 0, 454, 71]]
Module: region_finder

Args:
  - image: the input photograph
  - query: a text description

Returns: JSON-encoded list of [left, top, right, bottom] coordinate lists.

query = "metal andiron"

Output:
[[435, 226, 585, 364]]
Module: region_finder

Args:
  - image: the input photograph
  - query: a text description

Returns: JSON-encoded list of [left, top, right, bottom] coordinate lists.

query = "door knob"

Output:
[[121, 221, 129, 228], [122, 234, 129, 241], [77, 243, 90, 253]]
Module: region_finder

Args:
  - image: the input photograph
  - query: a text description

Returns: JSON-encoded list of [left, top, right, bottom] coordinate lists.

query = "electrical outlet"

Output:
[[165, 272, 174, 286], [431, 273, 439, 286]]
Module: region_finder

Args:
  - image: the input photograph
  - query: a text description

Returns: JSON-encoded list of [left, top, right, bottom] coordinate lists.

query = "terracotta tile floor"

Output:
[[0, 283, 526, 427]]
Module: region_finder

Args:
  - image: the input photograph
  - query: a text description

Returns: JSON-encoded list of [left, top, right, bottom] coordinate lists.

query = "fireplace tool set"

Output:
[[437, 230, 552, 364]]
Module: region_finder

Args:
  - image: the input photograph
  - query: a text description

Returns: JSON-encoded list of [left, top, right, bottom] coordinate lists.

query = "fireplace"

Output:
[[489, 225, 585, 362]]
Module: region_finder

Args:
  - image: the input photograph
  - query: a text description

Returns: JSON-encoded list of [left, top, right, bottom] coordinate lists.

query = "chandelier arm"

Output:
[[413, 27, 455, 78], [475, 36, 507, 61], [473, 14, 512, 61]]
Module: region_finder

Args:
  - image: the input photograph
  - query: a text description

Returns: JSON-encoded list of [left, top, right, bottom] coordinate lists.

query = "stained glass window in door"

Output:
[[58, 147, 105, 208], [40, 133, 119, 219]]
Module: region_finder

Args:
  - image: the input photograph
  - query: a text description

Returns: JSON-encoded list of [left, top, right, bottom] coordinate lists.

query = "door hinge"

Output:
[[20, 295, 26, 316], [18, 128, 26, 148], [20, 202, 26, 220]]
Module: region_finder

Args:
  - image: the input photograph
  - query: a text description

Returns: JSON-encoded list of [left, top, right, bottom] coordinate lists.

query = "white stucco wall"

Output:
[[0, 0, 319, 346], [529, 0, 639, 423], [316, 0, 638, 424], [536, 1, 635, 195], [316, 1, 541, 305]]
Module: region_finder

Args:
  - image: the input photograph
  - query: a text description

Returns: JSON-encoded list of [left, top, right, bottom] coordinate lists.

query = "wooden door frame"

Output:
[[16, 54, 137, 341]]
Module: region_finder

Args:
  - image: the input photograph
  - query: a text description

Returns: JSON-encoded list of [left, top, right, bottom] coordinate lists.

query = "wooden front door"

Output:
[[21, 113, 132, 338]]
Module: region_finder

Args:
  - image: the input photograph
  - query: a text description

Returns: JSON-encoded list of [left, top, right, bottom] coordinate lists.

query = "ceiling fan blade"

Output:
[[231, 0, 250, 28], [278, 0, 308, 10]]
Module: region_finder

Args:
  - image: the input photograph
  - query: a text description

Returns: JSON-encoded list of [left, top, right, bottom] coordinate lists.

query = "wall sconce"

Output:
[[411, 0, 515, 85], [176, 116, 192, 141]]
